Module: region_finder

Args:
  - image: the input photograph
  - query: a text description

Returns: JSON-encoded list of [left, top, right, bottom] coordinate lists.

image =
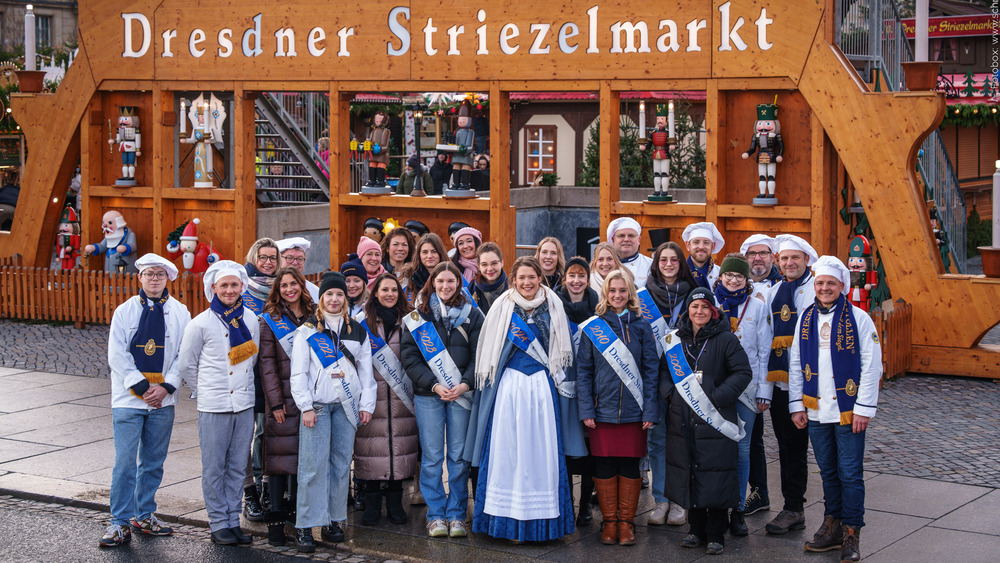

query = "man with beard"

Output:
[[607, 217, 653, 287], [682, 222, 724, 290], [84, 210, 139, 273], [761, 234, 818, 536], [741, 234, 783, 303]]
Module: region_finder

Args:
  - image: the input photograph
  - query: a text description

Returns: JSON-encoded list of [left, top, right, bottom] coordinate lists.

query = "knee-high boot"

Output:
[[593, 476, 619, 545], [617, 477, 642, 546]]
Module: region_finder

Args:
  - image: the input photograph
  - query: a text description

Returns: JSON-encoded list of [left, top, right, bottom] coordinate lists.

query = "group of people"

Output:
[[102, 216, 882, 562]]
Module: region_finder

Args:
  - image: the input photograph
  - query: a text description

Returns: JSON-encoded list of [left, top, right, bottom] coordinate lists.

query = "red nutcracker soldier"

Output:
[[742, 98, 784, 206], [847, 235, 878, 312], [109, 106, 141, 187], [166, 218, 221, 274], [639, 102, 677, 202], [56, 207, 80, 270]]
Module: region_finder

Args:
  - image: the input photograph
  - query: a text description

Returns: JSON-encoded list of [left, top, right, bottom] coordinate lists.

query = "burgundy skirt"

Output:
[[589, 421, 647, 458]]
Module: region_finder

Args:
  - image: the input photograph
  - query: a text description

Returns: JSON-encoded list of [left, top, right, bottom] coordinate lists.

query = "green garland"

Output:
[[941, 103, 1000, 128]]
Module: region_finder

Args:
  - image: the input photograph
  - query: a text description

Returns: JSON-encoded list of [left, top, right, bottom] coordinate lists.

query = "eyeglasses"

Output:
[[746, 251, 771, 258], [282, 256, 306, 265], [721, 272, 747, 282], [257, 255, 278, 263], [141, 271, 168, 280]]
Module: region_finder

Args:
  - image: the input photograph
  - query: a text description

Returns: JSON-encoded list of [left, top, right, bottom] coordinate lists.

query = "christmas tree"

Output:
[[961, 68, 978, 97]]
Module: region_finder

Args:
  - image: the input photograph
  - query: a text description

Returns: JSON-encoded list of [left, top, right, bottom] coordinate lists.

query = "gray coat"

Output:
[[92, 228, 138, 272]]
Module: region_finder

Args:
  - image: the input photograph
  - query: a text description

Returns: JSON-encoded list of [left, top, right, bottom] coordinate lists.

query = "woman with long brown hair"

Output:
[[380, 227, 415, 274], [398, 233, 449, 305], [258, 267, 315, 548]]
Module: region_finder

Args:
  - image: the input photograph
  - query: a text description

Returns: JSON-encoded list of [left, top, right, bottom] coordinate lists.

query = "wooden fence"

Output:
[[0, 264, 322, 325], [871, 299, 913, 380]]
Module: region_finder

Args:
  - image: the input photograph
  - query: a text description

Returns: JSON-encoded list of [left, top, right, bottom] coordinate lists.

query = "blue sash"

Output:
[[243, 292, 265, 315], [580, 316, 644, 410], [461, 277, 479, 310], [403, 311, 472, 410], [262, 312, 297, 357], [636, 287, 670, 357], [568, 320, 582, 354], [359, 318, 415, 414], [663, 330, 745, 441], [306, 331, 362, 427]]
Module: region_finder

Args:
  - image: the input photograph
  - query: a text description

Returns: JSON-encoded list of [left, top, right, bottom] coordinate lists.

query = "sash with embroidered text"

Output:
[[306, 330, 362, 427], [636, 287, 670, 357], [360, 317, 414, 414], [663, 329, 745, 441], [403, 311, 473, 410], [580, 316, 644, 410]]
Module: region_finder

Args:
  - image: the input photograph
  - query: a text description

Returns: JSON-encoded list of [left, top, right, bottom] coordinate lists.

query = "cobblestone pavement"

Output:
[[2, 320, 999, 490], [0, 495, 386, 562]]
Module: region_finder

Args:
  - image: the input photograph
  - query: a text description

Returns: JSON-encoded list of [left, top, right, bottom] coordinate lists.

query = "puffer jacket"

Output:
[[400, 306, 484, 395], [353, 320, 420, 481], [661, 314, 752, 510], [576, 309, 660, 424], [258, 304, 309, 476]]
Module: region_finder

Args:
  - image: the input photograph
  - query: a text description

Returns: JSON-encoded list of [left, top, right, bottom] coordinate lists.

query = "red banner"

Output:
[[901, 15, 994, 38]]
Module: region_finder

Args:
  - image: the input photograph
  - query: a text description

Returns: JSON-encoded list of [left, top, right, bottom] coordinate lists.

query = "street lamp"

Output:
[[411, 107, 426, 197]]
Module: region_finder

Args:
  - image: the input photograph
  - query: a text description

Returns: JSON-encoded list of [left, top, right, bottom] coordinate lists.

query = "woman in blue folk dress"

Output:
[[466, 256, 586, 542]]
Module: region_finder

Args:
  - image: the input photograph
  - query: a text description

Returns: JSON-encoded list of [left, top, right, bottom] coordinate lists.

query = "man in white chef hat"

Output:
[[606, 217, 653, 287], [682, 221, 725, 290], [276, 237, 320, 301]]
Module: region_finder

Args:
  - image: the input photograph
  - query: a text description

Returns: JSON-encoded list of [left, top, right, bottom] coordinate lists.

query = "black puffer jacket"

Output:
[[400, 306, 484, 396], [662, 314, 752, 511]]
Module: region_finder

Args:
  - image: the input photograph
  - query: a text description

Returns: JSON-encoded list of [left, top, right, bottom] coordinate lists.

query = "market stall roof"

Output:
[[510, 91, 707, 101]]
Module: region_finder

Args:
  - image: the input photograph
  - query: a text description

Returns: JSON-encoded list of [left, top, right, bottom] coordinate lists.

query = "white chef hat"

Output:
[[812, 255, 851, 295], [682, 222, 725, 254], [774, 234, 819, 266], [203, 259, 249, 301], [135, 253, 179, 281], [740, 234, 777, 256], [606, 217, 642, 243], [275, 237, 311, 253]]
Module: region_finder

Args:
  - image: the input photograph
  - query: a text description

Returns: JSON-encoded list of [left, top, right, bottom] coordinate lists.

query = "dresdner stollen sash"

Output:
[[636, 287, 670, 357], [663, 329, 745, 442], [262, 313, 297, 358], [506, 312, 575, 398], [359, 316, 415, 414], [580, 316, 643, 410], [403, 311, 473, 410], [305, 330, 362, 428]]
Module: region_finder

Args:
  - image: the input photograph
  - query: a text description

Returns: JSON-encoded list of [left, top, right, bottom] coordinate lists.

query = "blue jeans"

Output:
[[414, 394, 471, 522], [736, 401, 757, 507], [297, 402, 356, 527], [646, 398, 669, 503], [110, 406, 175, 526], [808, 420, 867, 527]]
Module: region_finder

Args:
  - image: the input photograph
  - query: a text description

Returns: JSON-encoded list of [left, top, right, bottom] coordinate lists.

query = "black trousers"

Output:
[[748, 411, 768, 492], [688, 508, 729, 544], [267, 474, 297, 519], [769, 387, 810, 512]]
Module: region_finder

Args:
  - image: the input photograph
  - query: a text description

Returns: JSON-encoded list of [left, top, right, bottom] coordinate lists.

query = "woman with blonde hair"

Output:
[[535, 237, 566, 288], [576, 270, 660, 547], [590, 243, 631, 293]]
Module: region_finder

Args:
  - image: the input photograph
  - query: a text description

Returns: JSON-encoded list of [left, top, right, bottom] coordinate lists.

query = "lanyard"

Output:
[[683, 340, 709, 371], [732, 300, 751, 332]]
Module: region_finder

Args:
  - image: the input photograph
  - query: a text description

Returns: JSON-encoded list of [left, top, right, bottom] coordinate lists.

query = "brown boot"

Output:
[[804, 515, 843, 552], [593, 477, 619, 545], [617, 477, 642, 546], [840, 525, 861, 562]]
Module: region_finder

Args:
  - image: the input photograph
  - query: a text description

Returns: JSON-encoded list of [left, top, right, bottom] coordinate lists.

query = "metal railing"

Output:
[[264, 92, 330, 175], [834, 0, 967, 273]]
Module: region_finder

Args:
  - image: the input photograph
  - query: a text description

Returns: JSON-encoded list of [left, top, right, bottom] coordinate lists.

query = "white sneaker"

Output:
[[667, 503, 688, 526], [648, 502, 669, 525], [427, 518, 448, 537]]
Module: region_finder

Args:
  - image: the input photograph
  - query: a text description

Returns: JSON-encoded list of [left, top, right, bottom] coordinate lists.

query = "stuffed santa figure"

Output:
[[166, 218, 220, 274]]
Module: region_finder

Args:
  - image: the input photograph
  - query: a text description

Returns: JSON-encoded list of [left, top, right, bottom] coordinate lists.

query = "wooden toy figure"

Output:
[[109, 106, 141, 186], [444, 99, 476, 197], [639, 102, 677, 202], [363, 217, 385, 242], [742, 98, 784, 205], [362, 110, 393, 194], [83, 210, 138, 273], [166, 217, 221, 274], [847, 235, 877, 312], [56, 206, 80, 270], [182, 93, 226, 188]]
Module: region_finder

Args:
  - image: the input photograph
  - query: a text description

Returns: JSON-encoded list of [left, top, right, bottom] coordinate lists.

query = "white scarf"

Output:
[[589, 271, 605, 293], [476, 286, 574, 388]]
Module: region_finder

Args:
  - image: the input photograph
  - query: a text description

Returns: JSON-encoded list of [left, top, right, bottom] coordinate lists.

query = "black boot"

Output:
[[377, 167, 388, 187], [366, 166, 377, 187], [385, 489, 407, 525], [260, 482, 271, 512], [243, 485, 263, 522], [361, 490, 382, 526], [353, 480, 366, 511], [578, 477, 595, 525], [729, 510, 748, 537], [461, 169, 472, 190], [265, 511, 286, 546], [840, 525, 861, 562], [295, 528, 315, 553]]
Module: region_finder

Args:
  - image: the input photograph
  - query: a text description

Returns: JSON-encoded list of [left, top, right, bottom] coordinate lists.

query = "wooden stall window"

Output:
[[956, 127, 979, 180], [525, 125, 557, 185]]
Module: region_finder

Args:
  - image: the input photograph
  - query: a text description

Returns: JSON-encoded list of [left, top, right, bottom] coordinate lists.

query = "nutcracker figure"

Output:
[[741, 99, 784, 205], [361, 110, 393, 194], [847, 235, 878, 312], [639, 102, 677, 202], [181, 94, 226, 188], [444, 100, 476, 197], [166, 217, 221, 274], [83, 210, 138, 273], [56, 206, 80, 270], [363, 217, 385, 242], [109, 106, 141, 186]]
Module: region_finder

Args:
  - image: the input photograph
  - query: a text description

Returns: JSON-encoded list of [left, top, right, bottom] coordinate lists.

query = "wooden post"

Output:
[[490, 82, 514, 264], [705, 82, 721, 225], [329, 82, 348, 270], [599, 82, 620, 234], [233, 85, 257, 258]]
